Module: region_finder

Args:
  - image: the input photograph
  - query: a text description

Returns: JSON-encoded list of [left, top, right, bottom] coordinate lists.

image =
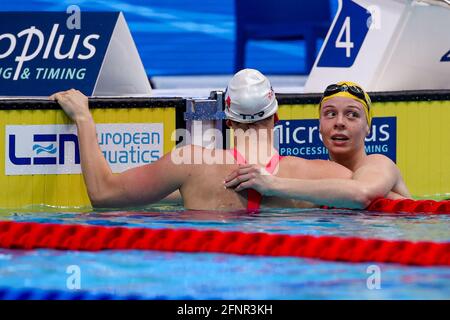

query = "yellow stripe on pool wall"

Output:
[[1, 96, 448, 208], [279, 100, 450, 200], [0, 106, 176, 208]]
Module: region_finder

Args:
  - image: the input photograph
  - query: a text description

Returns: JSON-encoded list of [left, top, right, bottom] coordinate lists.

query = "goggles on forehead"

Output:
[[322, 83, 370, 110]]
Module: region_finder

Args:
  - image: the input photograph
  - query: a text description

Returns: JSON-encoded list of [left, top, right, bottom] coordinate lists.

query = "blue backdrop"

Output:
[[1, 0, 338, 76]]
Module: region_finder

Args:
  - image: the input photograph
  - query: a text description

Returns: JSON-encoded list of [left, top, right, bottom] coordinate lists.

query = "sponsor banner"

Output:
[[0, 12, 116, 96], [0, 12, 151, 96], [275, 117, 396, 161], [5, 124, 163, 175], [306, 0, 450, 92], [317, 0, 370, 68]]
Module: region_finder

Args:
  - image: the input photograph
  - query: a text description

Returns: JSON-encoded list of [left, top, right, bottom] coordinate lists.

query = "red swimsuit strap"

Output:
[[229, 148, 282, 211]]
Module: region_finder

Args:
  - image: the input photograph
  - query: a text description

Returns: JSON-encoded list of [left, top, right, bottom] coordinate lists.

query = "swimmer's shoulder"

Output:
[[364, 154, 400, 172], [279, 156, 351, 179], [364, 154, 410, 196], [366, 153, 394, 163], [169, 145, 234, 173], [279, 155, 309, 168], [170, 144, 229, 160], [280, 156, 332, 168]]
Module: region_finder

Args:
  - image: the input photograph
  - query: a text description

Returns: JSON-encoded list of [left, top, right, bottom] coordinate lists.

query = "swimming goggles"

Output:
[[322, 83, 370, 110]]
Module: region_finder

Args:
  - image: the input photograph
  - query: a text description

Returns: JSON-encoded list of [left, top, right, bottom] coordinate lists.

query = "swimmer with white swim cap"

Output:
[[224, 68, 278, 123], [50, 70, 352, 210], [225, 81, 410, 209]]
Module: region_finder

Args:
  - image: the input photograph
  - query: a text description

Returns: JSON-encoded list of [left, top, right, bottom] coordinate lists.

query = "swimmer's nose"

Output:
[[334, 114, 346, 129]]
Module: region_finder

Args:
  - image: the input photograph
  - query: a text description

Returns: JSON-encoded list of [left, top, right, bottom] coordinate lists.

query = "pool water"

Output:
[[0, 205, 449, 299]]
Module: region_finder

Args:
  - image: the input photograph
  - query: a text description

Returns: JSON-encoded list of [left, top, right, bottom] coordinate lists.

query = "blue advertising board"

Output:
[[0, 12, 118, 96], [317, 0, 370, 68], [275, 117, 397, 162]]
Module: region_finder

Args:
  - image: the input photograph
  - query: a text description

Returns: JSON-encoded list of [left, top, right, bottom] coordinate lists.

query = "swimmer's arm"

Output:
[[51, 89, 186, 208], [51, 89, 115, 206], [75, 120, 185, 207], [225, 161, 360, 208], [351, 155, 410, 201], [272, 158, 405, 208], [225, 158, 407, 209], [102, 153, 186, 207], [386, 191, 407, 200]]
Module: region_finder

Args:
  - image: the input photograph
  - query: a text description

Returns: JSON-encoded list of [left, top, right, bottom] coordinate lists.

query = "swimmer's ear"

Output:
[[366, 123, 371, 136]]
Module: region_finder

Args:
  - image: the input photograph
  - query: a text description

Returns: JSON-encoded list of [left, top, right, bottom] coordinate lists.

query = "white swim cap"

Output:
[[224, 69, 278, 123]]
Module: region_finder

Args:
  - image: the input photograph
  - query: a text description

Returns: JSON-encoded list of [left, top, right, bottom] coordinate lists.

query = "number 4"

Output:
[[336, 17, 354, 58], [441, 50, 450, 62]]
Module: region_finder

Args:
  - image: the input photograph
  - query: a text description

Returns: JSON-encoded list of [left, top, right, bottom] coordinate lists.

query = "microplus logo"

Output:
[[275, 117, 397, 161], [5, 124, 163, 175], [0, 24, 99, 81], [0, 12, 118, 96]]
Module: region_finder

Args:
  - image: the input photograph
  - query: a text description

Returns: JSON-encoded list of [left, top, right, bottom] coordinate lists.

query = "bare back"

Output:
[[178, 146, 352, 210]]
